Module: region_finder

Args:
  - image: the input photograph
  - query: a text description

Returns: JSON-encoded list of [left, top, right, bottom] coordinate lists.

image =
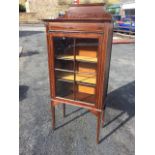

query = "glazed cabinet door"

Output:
[[50, 34, 102, 106]]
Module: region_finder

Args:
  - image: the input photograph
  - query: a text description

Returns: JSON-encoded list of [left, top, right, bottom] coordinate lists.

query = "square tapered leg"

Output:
[[102, 110, 105, 128], [96, 113, 101, 144], [62, 104, 66, 117], [51, 101, 55, 129]]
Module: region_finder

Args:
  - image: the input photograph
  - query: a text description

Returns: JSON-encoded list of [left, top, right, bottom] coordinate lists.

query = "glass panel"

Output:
[[55, 70, 74, 100], [75, 84, 96, 104], [74, 62, 97, 104], [54, 37, 98, 105], [54, 37, 74, 99], [56, 81, 74, 100], [74, 38, 98, 104], [75, 38, 98, 63], [55, 60, 74, 72], [75, 62, 97, 86], [54, 37, 74, 61]]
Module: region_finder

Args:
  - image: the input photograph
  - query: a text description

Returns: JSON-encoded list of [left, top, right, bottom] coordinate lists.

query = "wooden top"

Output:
[[43, 3, 112, 23]]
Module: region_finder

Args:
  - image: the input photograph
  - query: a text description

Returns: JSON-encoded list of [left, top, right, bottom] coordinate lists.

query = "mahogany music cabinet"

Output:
[[44, 3, 113, 144]]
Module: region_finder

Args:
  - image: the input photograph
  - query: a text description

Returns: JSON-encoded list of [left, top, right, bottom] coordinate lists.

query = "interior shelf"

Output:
[[56, 55, 97, 63], [57, 72, 96, 86], [55, 68, 74, 73], [55, 68, 96, 75]]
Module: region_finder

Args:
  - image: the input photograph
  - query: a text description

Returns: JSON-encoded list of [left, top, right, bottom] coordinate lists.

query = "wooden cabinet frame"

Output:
[[44, 3, 113, 144]]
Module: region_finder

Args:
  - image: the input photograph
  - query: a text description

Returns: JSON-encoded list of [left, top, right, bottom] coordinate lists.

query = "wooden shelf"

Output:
[[55, 68, 74, 73], [55, 68, 96, 75], [57, 72, 96, 85], [56, 55, 97, 63]]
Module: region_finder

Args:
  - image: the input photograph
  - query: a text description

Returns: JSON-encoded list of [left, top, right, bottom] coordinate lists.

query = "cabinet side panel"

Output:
[[46, 25, 56, 98], [97, 23, 113, 110], [46, 24, 53, 98], [104, 23, 113, 100]]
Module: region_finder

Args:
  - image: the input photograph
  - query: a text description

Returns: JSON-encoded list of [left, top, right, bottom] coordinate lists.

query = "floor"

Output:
[[19, 31, 135, 155]]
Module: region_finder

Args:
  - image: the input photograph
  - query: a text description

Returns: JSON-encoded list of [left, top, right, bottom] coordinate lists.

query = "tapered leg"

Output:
[[102, 110, 105, 128], [51, 101, 55, 129], [96, 113, 101, 144], [62, 104, 66, 117]]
